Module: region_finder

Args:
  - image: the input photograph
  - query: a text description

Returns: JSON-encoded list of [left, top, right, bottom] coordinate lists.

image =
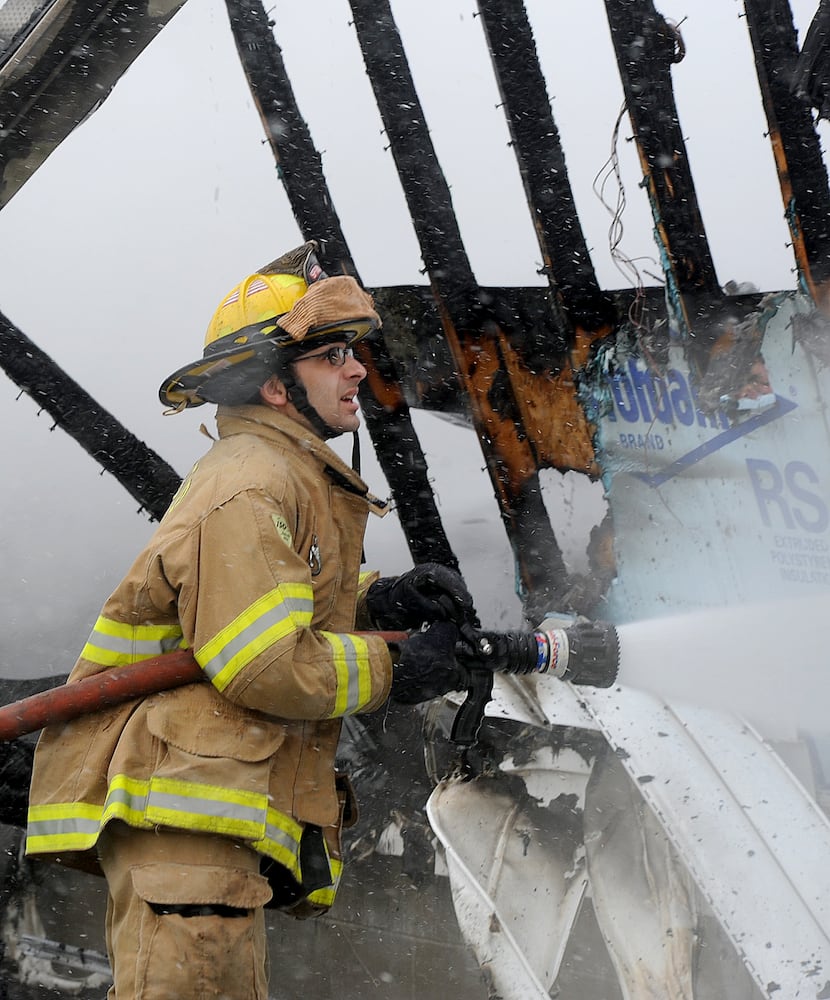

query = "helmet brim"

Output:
[[159, 318, 378, 409]]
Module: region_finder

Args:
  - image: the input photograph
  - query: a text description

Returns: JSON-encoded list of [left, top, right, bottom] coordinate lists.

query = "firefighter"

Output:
[[26, 241, 474, 999]]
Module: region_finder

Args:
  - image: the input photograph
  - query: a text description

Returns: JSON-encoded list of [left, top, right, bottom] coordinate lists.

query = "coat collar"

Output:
[[215, 404, 389, 516]]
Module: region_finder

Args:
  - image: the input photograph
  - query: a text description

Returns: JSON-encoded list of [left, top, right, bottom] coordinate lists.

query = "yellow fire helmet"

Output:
[[159, 241, 381, 410]]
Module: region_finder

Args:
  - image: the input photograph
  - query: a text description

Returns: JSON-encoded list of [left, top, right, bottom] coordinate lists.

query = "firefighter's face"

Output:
[[290, 340, 367, 434]]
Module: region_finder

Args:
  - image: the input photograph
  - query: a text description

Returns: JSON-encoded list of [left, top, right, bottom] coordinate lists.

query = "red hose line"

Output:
[[0, 651, 201, 742], [0, 631, 407, 742]]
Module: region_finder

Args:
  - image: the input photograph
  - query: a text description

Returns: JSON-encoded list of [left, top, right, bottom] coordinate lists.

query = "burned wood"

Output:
[[223, 0, 459, 569], [793, 0, 830, 121], [0, 0, 186, 209], [604, 0, 720, 337], [476, 0, 617, 480], [353, 340, 462, 567], [346, 0, 475, 295], [744, 0, 830, 313], [3, 0, 820, 632], [373, 285, 672, 369], [0, 309, 182, 520], [349, 0, 576, 621], [222, 0, 350, 266], [475, 0, 607, 328]]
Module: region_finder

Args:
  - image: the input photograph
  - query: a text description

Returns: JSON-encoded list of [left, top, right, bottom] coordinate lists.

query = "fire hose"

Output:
[[0, 621, 619, 745]]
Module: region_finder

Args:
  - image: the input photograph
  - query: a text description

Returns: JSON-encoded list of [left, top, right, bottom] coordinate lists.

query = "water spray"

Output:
[[610, 592, 830, 740]]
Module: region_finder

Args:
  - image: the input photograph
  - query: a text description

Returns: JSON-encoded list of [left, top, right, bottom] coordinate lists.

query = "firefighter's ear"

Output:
[[260, 375, 290, 408]]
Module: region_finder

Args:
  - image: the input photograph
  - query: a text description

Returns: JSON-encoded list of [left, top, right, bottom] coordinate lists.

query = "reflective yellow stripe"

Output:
[[26, 801, 106, 853], [145, 777, 271, 840], [321, 631, 373, 717], [307, 857, 343, 906], [196, 583, 313, 691], [102, 773, 153, 827], [82, 616, 184, 666], [27, 775, 313, 889]]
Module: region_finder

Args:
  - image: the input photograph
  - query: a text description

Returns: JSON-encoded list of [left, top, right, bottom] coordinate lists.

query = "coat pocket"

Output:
[[131, 862, 273, 909], [144, 687, 286, 838], [146, 684, 285, 762]]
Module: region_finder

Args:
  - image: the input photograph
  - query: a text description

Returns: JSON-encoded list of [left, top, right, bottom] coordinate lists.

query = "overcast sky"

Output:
[[0, 0, 824, 674]]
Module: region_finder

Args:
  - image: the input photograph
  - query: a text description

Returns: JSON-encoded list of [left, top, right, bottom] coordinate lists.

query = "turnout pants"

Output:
[[98, 822, 272, 999]]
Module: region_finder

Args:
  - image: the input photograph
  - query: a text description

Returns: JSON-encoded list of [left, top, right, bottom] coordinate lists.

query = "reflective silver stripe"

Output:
[[27, 815, 100, 840], [105, 782, 149, 814], [199, 592, 313, 683], [145, 788, 266, 830], [82, 618, 184, 665], [323, 631, 373, 717], [338, 633, 365, 716], [28, 782, 309, 887], [87, 633, 182, 657], [261, 817, 303, 858]]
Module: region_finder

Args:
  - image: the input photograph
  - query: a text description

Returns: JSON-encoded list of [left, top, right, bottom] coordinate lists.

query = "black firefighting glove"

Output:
[[367, 562, 476, 632], [390, 621, 469, 705]]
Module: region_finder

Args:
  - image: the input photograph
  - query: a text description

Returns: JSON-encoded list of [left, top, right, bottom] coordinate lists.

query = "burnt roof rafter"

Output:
[[475, 0, 607, 329], [604, 0, 721, 336], [744, 0, 830, 314], [349, 0, 575, 620]]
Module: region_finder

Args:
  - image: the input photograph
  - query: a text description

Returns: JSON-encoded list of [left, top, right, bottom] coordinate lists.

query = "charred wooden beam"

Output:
[[475, 0, 605, 325], [0, 309, 181, 519], [792, 0, 830, 121], [475, 0, 615, 481], [372, 283, 672, 395], [744, 0, 830, 313], [223, 0, 458, 569], [604, 0, 720, 336], [0, 0, 186, 209], [349, 0, 576, 621], [222, 0, 348, 265]]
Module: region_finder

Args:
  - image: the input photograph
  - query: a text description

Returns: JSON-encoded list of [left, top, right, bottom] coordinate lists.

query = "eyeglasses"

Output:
[[293, 345, 356, 367]]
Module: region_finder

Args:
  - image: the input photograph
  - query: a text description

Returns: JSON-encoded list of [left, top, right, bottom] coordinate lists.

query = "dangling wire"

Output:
[[592, 102, 664, 333], [593, 102, 668, 376]]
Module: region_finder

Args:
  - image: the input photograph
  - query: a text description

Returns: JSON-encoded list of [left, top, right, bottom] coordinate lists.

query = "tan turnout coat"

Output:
[[27, 405, 392, 908]]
